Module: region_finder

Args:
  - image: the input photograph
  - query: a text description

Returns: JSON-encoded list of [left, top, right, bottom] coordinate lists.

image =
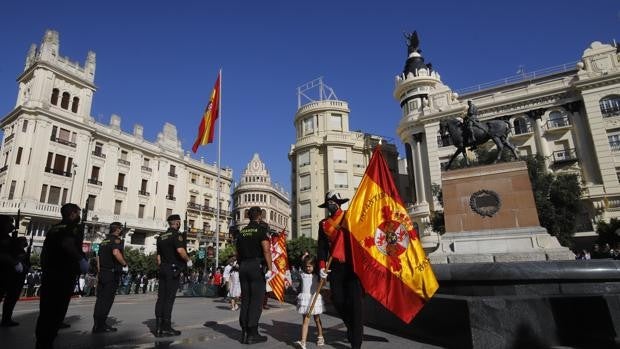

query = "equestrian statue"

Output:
[[439, 100, 519, 170]]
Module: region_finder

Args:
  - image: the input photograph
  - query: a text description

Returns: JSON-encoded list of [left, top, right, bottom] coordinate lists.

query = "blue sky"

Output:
[[0, 1, 618, 194]]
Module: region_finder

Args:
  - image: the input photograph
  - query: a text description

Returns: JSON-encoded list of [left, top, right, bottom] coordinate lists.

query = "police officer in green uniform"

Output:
[[0, 215, 24, 327], [92, 222, 128, 333], [35, 203, 89, 349], [155, 214, 191, 337], [236, 206, 273, 344]]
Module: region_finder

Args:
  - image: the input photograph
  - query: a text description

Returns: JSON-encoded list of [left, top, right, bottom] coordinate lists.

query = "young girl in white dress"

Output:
[[294, 255, 324, 349], [228, 263, 241, 311]]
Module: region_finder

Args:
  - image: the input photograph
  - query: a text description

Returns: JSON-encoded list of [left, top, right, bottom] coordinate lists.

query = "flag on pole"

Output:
[[192, 71, 221, 153], [268, 229, 291, 302], [344, 145, 439, 323]]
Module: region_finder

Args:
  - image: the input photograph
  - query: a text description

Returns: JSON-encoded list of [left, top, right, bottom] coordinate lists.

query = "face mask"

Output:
[[327, 203, 339, 215]]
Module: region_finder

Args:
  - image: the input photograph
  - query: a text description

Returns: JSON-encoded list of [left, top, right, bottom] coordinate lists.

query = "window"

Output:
[[138, 204, 145, 219], [335, 172, 348, 189], [298, 151, 310, 167], [58, 128, 70, 141], [300, 202, 311, 219], [204, 198, 210, 207], [120, 150, 128, 160], [600, 95, 620, 117], [166, 208, 173, 219], [87, 195, 96, 210], [8, 180, 16, 200], [50, 126, 57, 141], [169, 165, 176, 176], [61, 188, 68, 205], [60, 92, 70, 109], [513, 117, 530, 135], [114, 200, 122, 215], [53, 154, 66, 173], [609, 131, 620, 151], [548, 111, 569, 128], [190, 195, 196, 204], [71, 97, 79, 113], [141, 179, 148, 192], [167, 185, 175, 200], [50, 88, 59, 105], [191, 173, 198, 184], [333, 148, 347, 163], [48, 186, 61, 204], [302, 117, 314, 135], [40, 185, 48, 202], [329, 113, 343, 131], [91, 166, 100, 179], [300, 175, 311, 191], [22, 120, 28, 133], [117, 173, 125, 187], [143, 158, 150, 167], [15, 147, 22, 165], [188, 219, 195, 229], [94, 142, 104, 156]]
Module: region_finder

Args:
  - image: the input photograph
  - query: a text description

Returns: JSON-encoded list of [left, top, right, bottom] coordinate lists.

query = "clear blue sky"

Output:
[[0, 1, 618, 193]]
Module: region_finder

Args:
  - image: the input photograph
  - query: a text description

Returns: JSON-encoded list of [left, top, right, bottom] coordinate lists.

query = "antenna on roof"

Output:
[[297, 77, 339, 108]]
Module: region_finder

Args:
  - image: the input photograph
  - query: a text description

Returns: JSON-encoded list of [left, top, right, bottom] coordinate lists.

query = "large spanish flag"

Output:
[[344, 145, 438, 323], [192, 71, 221, 153], [268, 229, 290, 302]]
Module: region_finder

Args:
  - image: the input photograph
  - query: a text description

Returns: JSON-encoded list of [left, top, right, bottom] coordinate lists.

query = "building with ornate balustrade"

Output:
[[394, 36, 620, 247], [232, 153, 291, 234], [0, 30, 233, 254]]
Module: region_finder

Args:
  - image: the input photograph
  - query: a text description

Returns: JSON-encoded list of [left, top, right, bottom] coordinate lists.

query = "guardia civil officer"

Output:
[[236, 206, 273, 344], [2, 236, 28, 326], [155, 214, 192, 337], [92, 222, 129, 333], [317, 191, 364, 349], [0, 215, 24, 327], [35, 203, 89, 349]]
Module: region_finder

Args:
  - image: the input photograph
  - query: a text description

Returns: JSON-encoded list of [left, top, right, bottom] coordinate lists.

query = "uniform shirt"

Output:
[[235, 221, 268, 261], [40, 222, 84, 275], [0, 233, 15, 272], [156, 228, 185, 265], [98, 234, 124, 272]]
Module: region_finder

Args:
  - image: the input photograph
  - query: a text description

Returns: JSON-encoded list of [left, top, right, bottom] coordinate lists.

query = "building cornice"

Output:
[[17, 61, 97, 90]]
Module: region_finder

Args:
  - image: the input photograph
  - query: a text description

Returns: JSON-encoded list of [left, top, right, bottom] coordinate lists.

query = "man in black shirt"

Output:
[[236, 206, 273, 344], [35, 203, 89, 349], [0, 215, 24, 327], [155, 214, 191, 337], [92, 222, 128, 333]]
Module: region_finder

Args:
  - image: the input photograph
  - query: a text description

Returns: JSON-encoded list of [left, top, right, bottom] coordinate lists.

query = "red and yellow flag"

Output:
[[268, 229, 290, 302], [192, 71, 221, 153], [344, 145, 439, 323]]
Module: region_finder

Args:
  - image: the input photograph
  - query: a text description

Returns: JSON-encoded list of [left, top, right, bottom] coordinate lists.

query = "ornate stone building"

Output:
[[0, 30, 233, 254], [232, 153, 291, 233], [395, 34, 620, 246], [288, 79, 400, 239]]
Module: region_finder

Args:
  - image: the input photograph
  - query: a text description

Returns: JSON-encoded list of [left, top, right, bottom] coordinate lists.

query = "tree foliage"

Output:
[[430, 183, 445, 235], [124, 247, 158, 277], [286, 236, 317, 267], [595, 218, 620, 247]]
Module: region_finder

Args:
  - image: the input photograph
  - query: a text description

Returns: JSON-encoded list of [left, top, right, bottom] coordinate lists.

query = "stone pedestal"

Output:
[[432, 161, 574, 263]]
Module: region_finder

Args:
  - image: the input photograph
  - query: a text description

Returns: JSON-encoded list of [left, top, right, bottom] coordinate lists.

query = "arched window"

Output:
[[548, 111, 569, 128], [50, 88, 59, 105], [60, 92, 70, 109], [600, 95, 620, 117], [513, 117, 530, 134], [71, 97, 79, 113]]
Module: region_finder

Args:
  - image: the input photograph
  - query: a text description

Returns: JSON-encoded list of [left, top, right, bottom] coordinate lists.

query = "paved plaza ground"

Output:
[[0, 294, 444, 349]]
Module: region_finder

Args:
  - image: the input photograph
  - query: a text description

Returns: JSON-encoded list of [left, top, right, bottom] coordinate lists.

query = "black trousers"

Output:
[[239, 258, 265, 331], [2, 271, 25, 322], [155, 264, 180, 320], [35, 272, 77, 349], [329, 261, 364, 349], [93, 270, 120, 323]]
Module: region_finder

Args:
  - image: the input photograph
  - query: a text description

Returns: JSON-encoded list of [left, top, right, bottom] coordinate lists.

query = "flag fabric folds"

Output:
[[268, 229, 291, 302], [344, 145, 439, 323], [192, 71, 221, 153]]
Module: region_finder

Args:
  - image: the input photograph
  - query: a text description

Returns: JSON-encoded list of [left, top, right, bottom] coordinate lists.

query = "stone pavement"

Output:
[[0, 294, 444, 349]]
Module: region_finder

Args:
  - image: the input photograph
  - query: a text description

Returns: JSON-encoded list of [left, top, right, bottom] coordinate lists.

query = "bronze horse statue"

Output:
[[439, 117, 519, 170]]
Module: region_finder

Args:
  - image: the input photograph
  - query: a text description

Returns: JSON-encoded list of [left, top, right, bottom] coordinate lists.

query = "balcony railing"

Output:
[[87, 178, 102, 186], [92, 151, 106, 159], [610, 141, 620, 152], [166, 195, 176, 201], [114, 185, 127, 192], [4, 133, 15, 143], [118, 159, 131, 166], [168, 172, 177, 178], [141, 166, 152, 172], [552, 148, 578, 164], [602, 105, 620, 118], [51, 137, 77, 148], [187, 202, 202, 210], [138, 190, 150, 196], [546, 116, 571, 130], [513, 124, 533, 135], [44, 167, 72, 177]]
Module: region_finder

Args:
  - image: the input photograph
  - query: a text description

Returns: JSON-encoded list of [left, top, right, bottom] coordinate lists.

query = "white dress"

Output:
[[296, 273, 323, 315], [228, 271, 241, 298]]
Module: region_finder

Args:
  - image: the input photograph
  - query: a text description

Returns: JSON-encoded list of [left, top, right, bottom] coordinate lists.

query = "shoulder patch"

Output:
[[178, 235, 183, 242], [115, 238, 121, 244]]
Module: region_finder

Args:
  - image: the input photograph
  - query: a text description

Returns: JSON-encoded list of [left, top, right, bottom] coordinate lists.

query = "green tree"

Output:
[[286, 236, 317, 267], [429, 183, 445, 235], [124, 247, 158, 277], [595, 218, 620, 247]]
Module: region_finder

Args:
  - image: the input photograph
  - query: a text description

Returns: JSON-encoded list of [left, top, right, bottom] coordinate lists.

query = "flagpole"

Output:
[[215, 68, 222, 270]]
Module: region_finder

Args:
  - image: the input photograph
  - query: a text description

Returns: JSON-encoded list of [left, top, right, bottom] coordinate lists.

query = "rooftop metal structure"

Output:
[[297, 77, 339, 108]]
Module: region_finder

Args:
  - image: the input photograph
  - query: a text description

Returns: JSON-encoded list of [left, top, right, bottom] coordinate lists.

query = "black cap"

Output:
[[109, 221, 123, 230], [167, 214, 181, 222], [318, 190, 349, 208]]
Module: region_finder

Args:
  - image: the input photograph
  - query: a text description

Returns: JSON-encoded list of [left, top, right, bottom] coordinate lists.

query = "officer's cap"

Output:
[[167, 214, 181, 222]]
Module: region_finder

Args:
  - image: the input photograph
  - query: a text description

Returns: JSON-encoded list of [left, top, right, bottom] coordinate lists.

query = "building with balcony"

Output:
[[232, 153, 290, 235], [288, 78, 400, 239], [394, 35, 620, 245], [0, 30, 233, 254]]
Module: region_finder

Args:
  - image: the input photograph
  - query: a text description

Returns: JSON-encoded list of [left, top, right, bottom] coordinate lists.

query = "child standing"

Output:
[[228, 263, 241, 311], [294, 255, 324, 349]]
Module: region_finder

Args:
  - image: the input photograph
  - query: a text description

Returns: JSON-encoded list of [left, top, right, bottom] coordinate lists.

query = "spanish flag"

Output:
[[345, 145, 439, 323], [192, 71, 221, 153], [268, 229, 290, 302]]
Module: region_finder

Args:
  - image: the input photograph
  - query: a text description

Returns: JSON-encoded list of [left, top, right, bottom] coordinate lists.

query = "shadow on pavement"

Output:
[[203, 320, 243, 343]]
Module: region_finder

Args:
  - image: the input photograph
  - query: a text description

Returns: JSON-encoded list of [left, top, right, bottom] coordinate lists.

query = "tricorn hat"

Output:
[[167, 214, 181, 222], [318, 191, 349, 208]]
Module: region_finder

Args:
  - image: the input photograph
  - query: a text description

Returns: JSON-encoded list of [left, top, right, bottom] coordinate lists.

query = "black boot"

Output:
[[240, 327, 248, 344], [246, 326, 267, 344], [162, 318, 181, 336], [155, 317, 163, 337]]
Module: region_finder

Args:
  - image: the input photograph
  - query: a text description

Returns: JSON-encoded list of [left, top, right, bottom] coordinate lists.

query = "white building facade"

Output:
[[232, 153, 291, 234], [395, 37, 620, 245], [0, 30, 233, 254]]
